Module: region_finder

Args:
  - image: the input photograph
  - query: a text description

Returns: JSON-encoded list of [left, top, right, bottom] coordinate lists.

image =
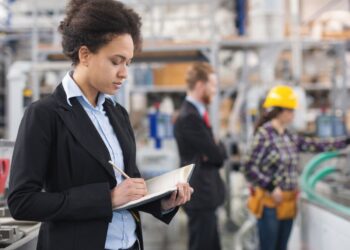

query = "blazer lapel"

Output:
[[185, 100, 213, 134], [54, 85, 115, 179], [103, 102, 133, 176]]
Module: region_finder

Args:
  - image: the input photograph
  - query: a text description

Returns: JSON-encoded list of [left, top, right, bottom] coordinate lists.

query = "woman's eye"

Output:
[[111, 58, 132, 67]]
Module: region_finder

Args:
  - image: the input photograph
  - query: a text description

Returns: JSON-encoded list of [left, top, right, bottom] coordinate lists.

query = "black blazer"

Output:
[[174, 101, 226, 210], [8, 84, 177, 250]]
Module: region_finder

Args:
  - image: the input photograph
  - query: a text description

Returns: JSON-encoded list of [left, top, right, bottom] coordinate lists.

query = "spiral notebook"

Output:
[[113, 164, 195, 211]]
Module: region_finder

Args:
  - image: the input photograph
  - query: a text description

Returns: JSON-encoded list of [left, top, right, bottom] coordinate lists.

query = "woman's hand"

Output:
[[271, 187, 283, 204], [161, 183, 193, 211], [110, 178, 147, 208]]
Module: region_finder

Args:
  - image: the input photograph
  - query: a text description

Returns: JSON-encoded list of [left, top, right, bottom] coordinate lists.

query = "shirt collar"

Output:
[[186, 95, 206, 117], [264, 121, 289, 136], [62, 71, 116, 108]]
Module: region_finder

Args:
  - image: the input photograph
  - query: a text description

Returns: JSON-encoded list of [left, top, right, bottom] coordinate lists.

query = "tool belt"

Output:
[[247, 187, 297, 220]]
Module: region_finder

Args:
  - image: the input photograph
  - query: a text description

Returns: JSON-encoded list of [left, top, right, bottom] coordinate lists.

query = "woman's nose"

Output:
[[118, 64, 128, 79]]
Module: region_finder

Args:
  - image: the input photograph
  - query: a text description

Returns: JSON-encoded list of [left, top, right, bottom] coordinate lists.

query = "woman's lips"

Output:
[[113, 82, 122, 89]]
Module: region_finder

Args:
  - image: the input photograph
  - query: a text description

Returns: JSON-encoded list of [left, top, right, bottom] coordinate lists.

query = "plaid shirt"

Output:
[[242, 122, 348, 191]]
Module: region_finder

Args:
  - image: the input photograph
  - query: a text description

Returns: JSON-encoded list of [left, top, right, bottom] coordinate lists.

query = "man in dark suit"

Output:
[[174, 62, 227, 250]]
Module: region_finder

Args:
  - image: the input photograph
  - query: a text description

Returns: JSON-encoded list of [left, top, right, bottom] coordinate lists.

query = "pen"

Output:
[[108, 161, 130, 179]]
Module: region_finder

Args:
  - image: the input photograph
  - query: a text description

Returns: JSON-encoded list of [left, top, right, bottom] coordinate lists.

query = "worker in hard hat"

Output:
[[242, 85, 350, 250]]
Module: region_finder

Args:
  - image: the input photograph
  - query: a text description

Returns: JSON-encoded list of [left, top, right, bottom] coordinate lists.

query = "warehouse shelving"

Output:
[[216, 36, 349, 232], [120, 0, 217, 40], [130, 86, 186, 94], [131, 38, 347, 136], [218, 38, 348, 148], [131, 41, 213, 99], [124, 0, 220, 133], [218, 38, 348, 118], [2, 0, 349, 234], [134, 41, 212, 63], [302, 83, 350, 91]]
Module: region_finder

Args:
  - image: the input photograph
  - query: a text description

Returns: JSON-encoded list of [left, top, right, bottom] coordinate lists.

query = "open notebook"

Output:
[[113, 164, 195, 211]]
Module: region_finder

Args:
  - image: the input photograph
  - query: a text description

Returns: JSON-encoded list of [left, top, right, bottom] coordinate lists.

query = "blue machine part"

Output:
[[148, 111, 173, 149], [235, 0, 246, 36], [316, 114, 346, 138]]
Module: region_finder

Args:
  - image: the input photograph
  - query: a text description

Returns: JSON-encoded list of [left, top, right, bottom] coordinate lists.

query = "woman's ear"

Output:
[[78, 46, 91, 67]]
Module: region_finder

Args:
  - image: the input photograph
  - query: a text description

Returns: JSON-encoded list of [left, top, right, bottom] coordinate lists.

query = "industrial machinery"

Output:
[[234, 150, 350, 250], [290, 151, 350, 250], [0, 140, 39, 250], [6, 61, 71, 140]]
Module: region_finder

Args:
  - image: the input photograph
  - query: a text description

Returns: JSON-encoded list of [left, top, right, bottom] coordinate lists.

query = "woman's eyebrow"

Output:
[[111, 55, 132, 62]]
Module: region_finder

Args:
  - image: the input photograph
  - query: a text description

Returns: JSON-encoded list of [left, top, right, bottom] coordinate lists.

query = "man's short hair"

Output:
[[186, 62, 214, 90]]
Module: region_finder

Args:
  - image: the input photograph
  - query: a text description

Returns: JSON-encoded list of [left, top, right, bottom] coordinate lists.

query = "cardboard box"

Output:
[[153, 63, 191, 87]]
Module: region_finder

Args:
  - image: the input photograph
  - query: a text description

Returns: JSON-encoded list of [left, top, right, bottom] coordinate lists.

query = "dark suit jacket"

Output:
[[174, 100, 226, 210], [8, 84, 177, 250]]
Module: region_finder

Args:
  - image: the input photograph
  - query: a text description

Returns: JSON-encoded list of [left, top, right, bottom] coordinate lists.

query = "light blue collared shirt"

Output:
[[62, 72, 137, 250], [186, 95, 206, 117]]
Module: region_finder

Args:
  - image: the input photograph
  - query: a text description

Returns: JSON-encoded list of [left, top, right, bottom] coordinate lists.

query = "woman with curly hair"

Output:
[[7, 1, 192, 250]]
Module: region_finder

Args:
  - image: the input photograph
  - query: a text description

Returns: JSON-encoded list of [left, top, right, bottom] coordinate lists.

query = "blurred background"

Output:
[[0, 0, 350, 249]]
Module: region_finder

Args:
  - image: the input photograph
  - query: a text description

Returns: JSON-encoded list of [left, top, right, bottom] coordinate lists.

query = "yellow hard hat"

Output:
[[263, 85, 298, 109]]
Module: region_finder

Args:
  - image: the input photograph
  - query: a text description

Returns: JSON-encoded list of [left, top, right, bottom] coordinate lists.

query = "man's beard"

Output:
[[201, 93, 211, 105]]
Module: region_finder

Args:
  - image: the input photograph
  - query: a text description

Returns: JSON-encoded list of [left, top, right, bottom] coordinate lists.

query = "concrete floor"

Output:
[[141, 173, 258, 250], [140, 172, 307, 250], [142, 208, 237, 250], [141, 207, 305, 250]]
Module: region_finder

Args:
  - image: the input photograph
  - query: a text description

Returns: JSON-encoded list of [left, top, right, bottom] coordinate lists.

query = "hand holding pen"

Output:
[[109, 161, 131, 179], [108, 161, 147, 208]]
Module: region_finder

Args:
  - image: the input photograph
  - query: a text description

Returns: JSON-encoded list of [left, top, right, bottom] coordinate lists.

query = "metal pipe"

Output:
[[291, 0, 302, 85], [31, 0, 40, 101]]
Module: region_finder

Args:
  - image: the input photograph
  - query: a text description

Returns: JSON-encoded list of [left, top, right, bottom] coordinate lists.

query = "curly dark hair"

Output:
[[58, 0, 142, 65]]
